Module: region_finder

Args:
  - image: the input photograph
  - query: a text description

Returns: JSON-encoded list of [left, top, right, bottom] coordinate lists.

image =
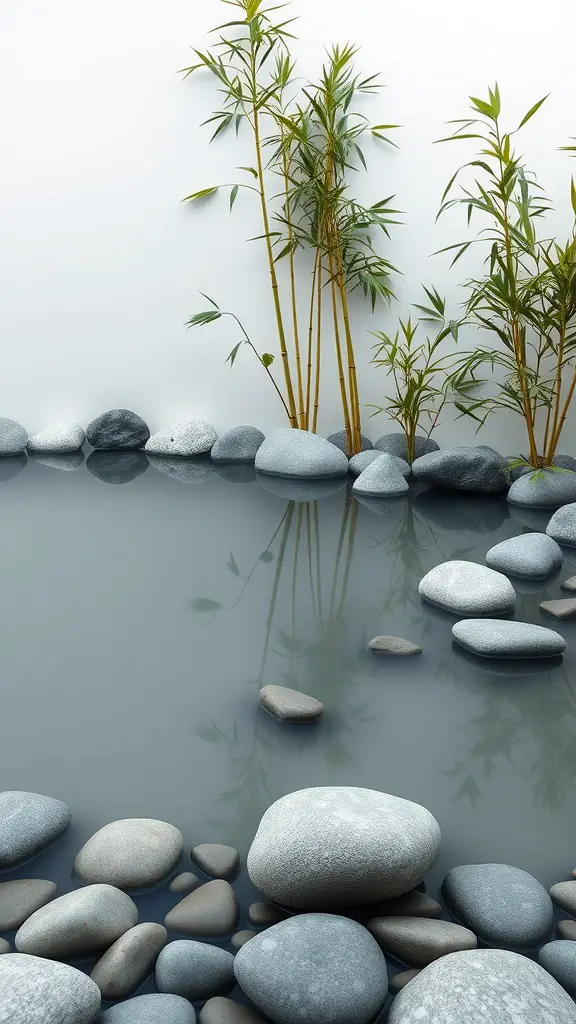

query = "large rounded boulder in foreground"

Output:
[[234, 913, 388, 1024], [86, 409, 150, 450], [0, 953, 101, 1024], [74, 818, 183, 888], [508, 469, 576, 508], [388, 948, 576, 1024], [247, 787, 441, 909], [255, 429, 348, 479]]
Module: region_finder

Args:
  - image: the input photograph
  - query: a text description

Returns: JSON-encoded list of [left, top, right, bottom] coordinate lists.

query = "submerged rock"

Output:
[[90, 922, 167, 999], [369, 636, 422, 655], [259, 685, 324, 722], [540, 598, 576, 619], [375, 432, 439, 463], [558, 920, 576, 940], [145, 421, 217, 457], [507, 469, 576, 508], [538, 941, 576, 996], [368, 916, 477, 966], [155, 940, 235, 1001], [452, 618, 566, 659], [86, 409, 149, 450], [211, 426, 264, 463], [0, 417, 27, 455], [15, 884, 138, 958], [170, 873, 201, 894], [248, 902, 288, 927], [74, 818, 183, 888], [0, 790, 71, 868], [164, 880, 238, 937], [547, 502, 576, 546], [0, 878, 57, 930], [443, 863, 553, 947], [485, 532, 562, 579], [412, 445, 509, 493], [352, 453, 409, 497], [550, 881, 576, 916], [191, 845, 239, 880], [27, 422, 85, 453], [327, 429, 373, 455], [0, 954, 101, 1024], [255, 429, 348, 479], [418, 561, 516, 616], [98, 993, 196, 1023], [389, 968, 421, 992], [366, 890, 442, 919], [231, 930, 257, 949], [562, 575, 576, 591]]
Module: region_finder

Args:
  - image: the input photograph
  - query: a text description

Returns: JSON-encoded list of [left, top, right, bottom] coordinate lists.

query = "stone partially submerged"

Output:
[[352, 453, 409, 497], [546, 502, 576, 546], [15, 884, 138, 959], [74, 818, 184, 888], [368, 916, 477, 967], [452, 619, 566, 659], [443, 863, 553, 947], [86, 409, 149, 450], [411, 446, 509, 492], [211, 426, 264, 463], [507, 469, 576, 508], [255, 429, 348, 479], [418, 561, 516, 616], [485, 532, 562, 579], [260, 685, 324, 723]]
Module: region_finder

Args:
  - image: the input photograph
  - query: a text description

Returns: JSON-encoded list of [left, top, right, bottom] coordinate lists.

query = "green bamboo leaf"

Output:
[[182, 187, 219, 203], [226, 341, 243, 367], [198, 291, 219, 309], [229, 184, 239, 211], [238, 165, 258, 178], [571, 177, 576, 217], [517, 94, 549, 131], [186, 310, 222, 327], [261, 353, 275, 367]]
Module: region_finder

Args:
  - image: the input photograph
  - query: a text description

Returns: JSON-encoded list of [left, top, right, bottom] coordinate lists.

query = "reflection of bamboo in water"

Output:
[[258, 501, 295, 681], [232, 502, 292, 609], [337, 498, 359, 620]]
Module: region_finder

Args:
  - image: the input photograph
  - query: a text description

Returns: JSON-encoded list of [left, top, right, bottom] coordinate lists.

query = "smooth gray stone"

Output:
[[98, 993, 196, 1023], [508, 469, 576, 508], [562, 575, 576, 591], [389, 968, 420, 992], [509, 453, 576, 480], [352, 454, 409, 497], [0, 939, 9, 953], [27, 422, 85, 453], [156, 940, 235, 1001], [0, 453, 27, 482], [327, 430, 373, 456], [257, 473, 346, 501], [388, 948, 576, 1023], [145, 421, 217, 457], [547, 502, 576, 546], [248, 903, 287, 927], [443, 863, 553, 947], [412, 445, 509, 493], [255, 429, 348, 479], [349, 450, 410, 478], [90, 922, 167, 999], [170, 873, 201, 894], [199, 998, 266, 1024], [366, 890, 442, 919], [191, 845, 239, 880], [247, 787, 441, 909], [148, 456, 213, 484], [164, 880, 238, 937], [15, 884, 138, 958], [550, 882, 576, 916], [369, 636, 422, 656], [558, 920, 576, 940], [32, 452, 85, 471], [231, 930, 257, 949], [540, 598, 576, 618], [211, 426, 265, 463], [0, 878, 57, 930], [539, 941, 576, 996], [86, 450, 149, 484], [0, 953, 101, 1024], [74, 818, 183, 888], [368, 916, 477, 966], [0, 790, 71, 867], [86, 409, 149, 450], [260, 684, 324, 722], [452, 619, 566, 659], [486, 532, 562, 579], [418, 561, 516, 616], [0, 417, 27, 455], [375, 432, 439, 463], [234, 913, 387, 1024]]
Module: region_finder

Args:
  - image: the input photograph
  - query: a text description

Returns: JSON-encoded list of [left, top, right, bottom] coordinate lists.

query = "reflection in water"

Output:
[[213, 463, 256, 484], [148, 455, 214, 484], [257, 474, 347, 502], [30, 452, 85, 472], [452, 644, 565, 676], [0, 453, 27, 482], [413, 489, 509, 533], [508, 503, 552, 532], [86, 450, 149, 484]]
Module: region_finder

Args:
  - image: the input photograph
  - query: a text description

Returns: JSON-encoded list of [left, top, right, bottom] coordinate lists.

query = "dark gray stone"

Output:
[[248, 903, 288, 927], [155, 940, 235, 1001], [389, 969, 420, 992], [86, 450, 149, 484], [260, 685, 324, 722], [558, 921, 576, 940], [199, 998, 266, 1024], [352, 454, 409, 497], [418, 561, 516, 616], [90, 923, 167, 999], [74, 818, 183, 888], [547, 502, 576, 546], [170, 873, 201, 894], [86, 409, 150, 450], [164, 880, 239, 937], [211, 426, 265, 463], [539, 941, 576, 996], [486, 532, 562, 579], [15, 884, 139, 958], [540, 598, 576, 618], [98, 993, 196, 1023], [0, 878, 57, 930], [452, 619, 566, 659], [508, 469, 576, 508], [368, 916, 477, 966], [0, 417, 27, 455], [412, 446, 508, 493], [550, 881, 576, 916], [327, 430, 373, 456], [234, 913, 388, 1024], [366, 890, 442, 919], [255, 429, 348, 479], [375, 432, 439, 463], [443, 863, 553, 947], [0, 791, 71, 868], [191, 844, 239, 880], [231, 930, 257, 949], [0, 953, 101, 1024], [369, 636, 422, 656]]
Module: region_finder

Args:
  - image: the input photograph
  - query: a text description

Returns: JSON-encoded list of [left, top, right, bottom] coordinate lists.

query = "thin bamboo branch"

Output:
[[312, 256, 323, 434], [305, 249, 320, 430]]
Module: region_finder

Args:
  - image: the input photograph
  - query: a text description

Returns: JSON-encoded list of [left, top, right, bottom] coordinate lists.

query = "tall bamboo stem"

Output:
[[328, 246, 352, 454], [305, 249, 320, 429], [282, 145, 306, 428], [312, 257, 323, 434]]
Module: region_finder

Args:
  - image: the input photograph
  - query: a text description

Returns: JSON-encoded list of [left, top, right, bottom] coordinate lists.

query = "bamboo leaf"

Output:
[[226, 341, 243, 367], [229, 184, 239, 211], [517, 94, 549, 131], [182, 187, 219, 203], [261, 352, 275, 367], [186, 310, 222, 327], [199, 291, 219, 309], [238, 165, 258, 178]]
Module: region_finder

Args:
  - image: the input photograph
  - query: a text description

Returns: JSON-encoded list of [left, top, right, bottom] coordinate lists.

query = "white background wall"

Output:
[[1, 0, 576, 452]]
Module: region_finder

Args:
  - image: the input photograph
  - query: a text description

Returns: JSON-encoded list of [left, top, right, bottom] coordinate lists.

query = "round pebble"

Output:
[[91, 922, 167, 999], [443, 863, 553, 947], [74, 818, 183, 888], [368, 916, 477, 966], [15, 883, 138, 958], [170, 873, 202, 894], [0, 790, 71, 868], [156, 939, 235, 1001], [164, 880, 239, 937], [98, 993, 196, 1023], [231, 930, 257, 950], [248, 902, 287, 927], [191, 844, 240, 880], [199, 997, 267, 1024], [0, 878, 57, 930]]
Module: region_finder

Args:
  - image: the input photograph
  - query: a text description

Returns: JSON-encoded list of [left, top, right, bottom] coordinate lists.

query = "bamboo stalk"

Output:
[[548, 365, 576, 459], [334, 237, 362, 454], [546, 322, 566, 463], [312, 256, 323, 433], [305, 249, 320, 430], [282, 145, 306, 428], [328, 246, 352, 454]]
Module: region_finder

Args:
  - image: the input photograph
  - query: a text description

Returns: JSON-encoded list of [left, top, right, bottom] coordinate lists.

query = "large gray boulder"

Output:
[[247, 787, 441, 909], [28, 422, 85, 453], [486, 532, 562, 579], [156, 940, 235, 1001], [74, 818, 183, 888], [538, 941, 576, 996], [90, 923, 167, 999], [452, 619, 566, 659], [0, 417, 27, 455], [255, 429, 348, 479], [507, 469, 576, 508], [388, 949, 576, 1024], [98, 994, 196, 1023], [412, 445, 508, 492], [352, 453, 409, 497], [375, 432, 438, 463], [0, 954, 101, 1024], [547, 502, 576, 546], [145, 421, 217, 457], [15, 884, 138, 958], [0, 791, 71, 867], [211, 426, 264, 463], [327, 430, 373, 456], [0, 878, 57, 930], [443, 863, 553, 947], [234, 914, 388, 1024], [86, 409, 150, 450], [418, 561, 516, 616]]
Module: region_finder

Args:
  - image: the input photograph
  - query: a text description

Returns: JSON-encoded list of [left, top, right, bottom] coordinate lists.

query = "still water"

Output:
[[1, 451, 575, 1006]]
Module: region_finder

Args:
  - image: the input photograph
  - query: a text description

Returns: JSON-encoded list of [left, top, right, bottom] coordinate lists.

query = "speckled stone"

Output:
[[389, 969, 421, 992], [350, 450, 410, 478], [0, 878, 57, 930], [155, 940, 235, 1001], [486, 532, 562, 579], [0, 939, 10, 954], [352, 454, 409, 497], [211, 426, 264, 463], [247, 787, 441, 909], [558, 920, 576, 940], [388, 949, 576, 1024], [255, 429, 348, 479], [0, 953, 101, 1024], [231, 930, 257, 949], [550, 882, 576, 916], [327, 430, 373, 456], [27, 423, 85, 453], [98, 993, 196, 1023], [191, 845, 239, 880], [369, 636, 422, 656], [375, 433, 439, 463], [547, 502, 576, 546], [164, 880, 238, 937], [170, 873, 201, 894], [368, 916, 477, 967], [412, 446, 509, 493], [86, 451, 149, 484], [540, 599, 576, 619], [248, 903, 287, 927], [366, 890, 442, 919], [260, 685, 324, 723], [74, 818, 183, 888], [418, 561, 516, 616], [199, 998, 266, 1024], [86, 409, 149, 450], [234, 913, 388, 1024], [539, 941, 576, 996], [149, 457, 213, 484], [145, 421, 217, 457], [90, 923, 167, 999], [452, 619, 566, 659], [443, 863, 553, 947], [508, 469, 576, 508], [15, 884, 138, 958], [0, 417, 27, 455], [562, 576, 576, 591], [0, 791, 71, 868]]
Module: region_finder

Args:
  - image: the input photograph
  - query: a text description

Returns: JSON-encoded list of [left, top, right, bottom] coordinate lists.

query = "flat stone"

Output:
[[508, 469, 576, 508], [247, 786, 441, 909], [375, 432, 439, 463], [0, 417, 27, 455], [86, 409, 150, 450], [540, 598, 576, 618], [170, 873, 201, 894], [164, 880, 238, 937], [368, 916, 477, 966], [149, 456, 213, 484], [259, 685, 324, 722], [86, 450, 149, 484], [443, 863, 553, 947], [547, 502, 576, 546], [0, 878, 57, 930], [558, 920, 576, 940], [255, 429, 348, 479], [98, 993, 196, 1023], [388, 948, 576, 1024], [15, 883, 138, 958], [211, 426, 264, 463], [231, 930, 257, 949], [452, 619, 566, 659], [248, 902, 287, 927], [145, 421, 217, 457], [418, 560, 516, 616], [369, 636, 422, 656], [486, 532, 562, 579], [0, 791, 71, 867], [389, 969, 421, 992], [0, 953, 101, 1024], [562, 575, 576, 591], [0, 939, 10, 954], [412, 446, 509, 492], [327, 430, 373, 456], [156, 939, 235, 1001], [550, 881, 576, 916], [539, 940, 576, 996], [199, 998, 266, 1024], [91, 922, 167, 999], [366, 890, 442, 919], [74, 818, 183, 888], [353, 454, 409, 497], [27, 423, 85, 453], [191, 844, 239, 880]]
